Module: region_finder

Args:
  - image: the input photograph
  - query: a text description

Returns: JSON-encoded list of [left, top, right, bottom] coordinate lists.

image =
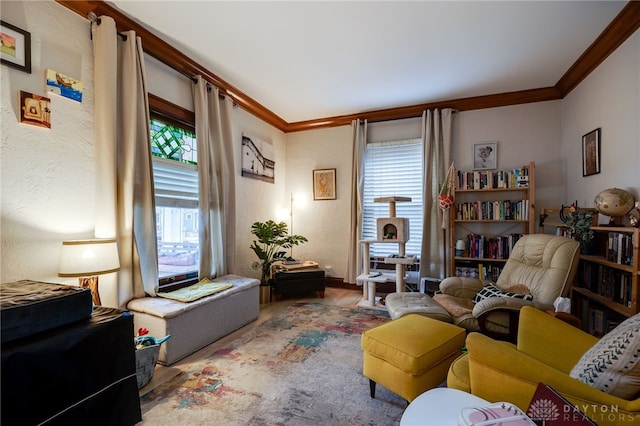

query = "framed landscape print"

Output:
[[1, 21, 31, 73], [313, 168, 336, 200], [582, 128, 601, 177]]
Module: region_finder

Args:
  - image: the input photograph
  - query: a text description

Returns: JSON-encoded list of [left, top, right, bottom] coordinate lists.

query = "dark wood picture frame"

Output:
[[1, 20, 31, 74], [582, 128, 601, 177], [313, 168, 336, 200]]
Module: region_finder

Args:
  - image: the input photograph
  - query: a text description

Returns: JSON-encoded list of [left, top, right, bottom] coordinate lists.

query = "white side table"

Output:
[[400, 388, 490, 426]]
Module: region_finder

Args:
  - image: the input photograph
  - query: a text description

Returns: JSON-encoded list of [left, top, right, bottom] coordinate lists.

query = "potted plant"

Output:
[[560, 203, 595, 253], [250, 220, 307, 302]]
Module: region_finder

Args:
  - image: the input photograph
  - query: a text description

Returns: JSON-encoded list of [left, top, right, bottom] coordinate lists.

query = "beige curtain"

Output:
[[93, 17, 159, 306], [192, 77, 236, 277], [345, 119, 367, 284], [420, 108, 453, 280]]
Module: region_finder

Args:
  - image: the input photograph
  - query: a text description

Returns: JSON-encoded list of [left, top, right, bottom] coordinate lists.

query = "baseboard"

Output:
[[324, 277, 397, 294], [325, 277, 355, 289]]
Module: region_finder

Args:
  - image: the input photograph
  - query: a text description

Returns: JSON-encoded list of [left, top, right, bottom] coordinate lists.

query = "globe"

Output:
[[594, 188, 635, 217]]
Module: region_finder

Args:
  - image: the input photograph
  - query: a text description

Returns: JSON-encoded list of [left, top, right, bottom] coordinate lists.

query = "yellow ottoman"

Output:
[[361, 313, 466, 402]]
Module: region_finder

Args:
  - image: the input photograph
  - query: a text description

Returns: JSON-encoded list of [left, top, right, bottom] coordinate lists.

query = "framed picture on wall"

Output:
[[313, 168, 336, 200], [473, 141, 497, 170], [582, 128, 601, 177], [1, 20, 31, 74]]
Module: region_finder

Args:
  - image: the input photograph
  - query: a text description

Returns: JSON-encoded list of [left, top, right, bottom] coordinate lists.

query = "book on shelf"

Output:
[[606, 231, 634, 266]]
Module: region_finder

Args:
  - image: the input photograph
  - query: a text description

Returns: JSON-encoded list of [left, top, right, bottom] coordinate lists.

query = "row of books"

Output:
[[579, 262, 633, 307], [455, 199, 530, 221], [462, 233, 523, 260], [457, 166, 530, 190], [455, 263, 504, 282], [553, 227, 571, 238], [606, 231, 634, 266], [575, 298, 623, 337]]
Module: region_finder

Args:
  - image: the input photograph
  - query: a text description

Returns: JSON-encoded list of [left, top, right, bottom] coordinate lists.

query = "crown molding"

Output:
[[555, 1, 640, 96], [57, 0, 638, 133]]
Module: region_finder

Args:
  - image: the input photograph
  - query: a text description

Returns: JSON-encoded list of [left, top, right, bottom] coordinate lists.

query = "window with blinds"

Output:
[[150, 117, 199, 280], [362, 138, 423, 258]]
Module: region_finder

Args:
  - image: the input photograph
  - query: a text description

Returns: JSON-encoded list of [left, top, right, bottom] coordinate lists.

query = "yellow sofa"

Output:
[[447, 306, 640, 426]]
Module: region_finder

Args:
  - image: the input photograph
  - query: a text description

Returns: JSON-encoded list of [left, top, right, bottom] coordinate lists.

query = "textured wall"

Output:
[[1, 1, 96, 283], [562, 31, 640, 207]]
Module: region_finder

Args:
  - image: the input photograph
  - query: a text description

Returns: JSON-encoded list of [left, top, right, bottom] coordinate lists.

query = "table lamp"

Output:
[[58, 238, 120, 306]]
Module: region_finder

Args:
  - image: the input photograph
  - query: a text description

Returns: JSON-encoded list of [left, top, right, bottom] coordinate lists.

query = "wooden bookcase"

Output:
[[572, 226, 639, 335], [448, 162, 536, 278], [540, 208, 639, 334]]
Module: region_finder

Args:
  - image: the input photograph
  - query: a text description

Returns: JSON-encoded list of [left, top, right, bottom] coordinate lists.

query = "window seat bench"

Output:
[[127, 274, 259, 365]]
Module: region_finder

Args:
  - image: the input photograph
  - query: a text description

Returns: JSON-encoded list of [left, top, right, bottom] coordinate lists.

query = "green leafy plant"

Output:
[[560, 203, 595, 252], [250, 220, 307, 285]]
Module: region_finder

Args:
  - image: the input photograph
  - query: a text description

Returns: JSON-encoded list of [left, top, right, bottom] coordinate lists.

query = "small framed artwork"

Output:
[[19, 90, 51, 129], [46, 69, 83, 102], [1, 20, 31, 74], [313, 168, 336, 200], [582, 128, 601, 177], [473, 141, 497, 170]]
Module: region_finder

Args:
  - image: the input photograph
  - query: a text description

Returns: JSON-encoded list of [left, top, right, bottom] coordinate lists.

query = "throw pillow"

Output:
[[473, 283, 534, 304], [569, 313, 640, 399]]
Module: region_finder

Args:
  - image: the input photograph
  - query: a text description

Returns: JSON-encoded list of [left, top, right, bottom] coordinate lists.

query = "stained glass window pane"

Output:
[[150, 117, 197, 165]]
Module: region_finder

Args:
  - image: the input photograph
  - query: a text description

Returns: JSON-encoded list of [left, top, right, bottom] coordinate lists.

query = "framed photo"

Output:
[[473, 141, 497, 170], [582, 128, 601, 177], [1, 21, 31, 74], [313, 168, 336, 200]]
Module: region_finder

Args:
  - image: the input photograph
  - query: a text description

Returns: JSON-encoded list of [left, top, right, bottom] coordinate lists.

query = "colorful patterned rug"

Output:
[[140, 302, 406, 425]]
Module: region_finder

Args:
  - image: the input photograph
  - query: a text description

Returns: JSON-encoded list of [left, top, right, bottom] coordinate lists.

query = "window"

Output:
[[149, 116, 199, 282], [362, 138, 423, 258]]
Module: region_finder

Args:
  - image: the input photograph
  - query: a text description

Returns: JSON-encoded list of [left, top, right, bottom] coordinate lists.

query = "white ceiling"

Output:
[[109, 1, 627, 123]]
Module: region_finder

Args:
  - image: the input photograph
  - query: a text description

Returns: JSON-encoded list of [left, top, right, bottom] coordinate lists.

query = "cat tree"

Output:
[[357, 196, 415, 308]]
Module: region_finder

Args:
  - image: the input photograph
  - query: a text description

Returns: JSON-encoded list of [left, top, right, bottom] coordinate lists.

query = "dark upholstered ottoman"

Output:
[[273, 268, 326, 300]]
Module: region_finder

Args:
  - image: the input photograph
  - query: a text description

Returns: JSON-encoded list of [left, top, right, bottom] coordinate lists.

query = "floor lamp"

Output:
[[58, 238, 120, 306], [290, 192, 295, 258]]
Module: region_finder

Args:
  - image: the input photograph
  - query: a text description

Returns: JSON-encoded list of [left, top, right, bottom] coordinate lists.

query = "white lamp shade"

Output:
[[59, 239, 120, 277]]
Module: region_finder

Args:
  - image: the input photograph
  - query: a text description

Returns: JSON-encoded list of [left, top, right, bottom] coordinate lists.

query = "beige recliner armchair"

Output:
[[433, 234, 580, 341]]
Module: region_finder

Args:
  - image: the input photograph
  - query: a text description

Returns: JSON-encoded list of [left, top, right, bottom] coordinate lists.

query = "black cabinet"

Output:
[[273, 268, 326, 300], [1, 307, 142, 426]]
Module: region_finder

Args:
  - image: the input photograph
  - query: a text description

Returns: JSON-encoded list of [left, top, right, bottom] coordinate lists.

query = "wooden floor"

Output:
[[139, 287, 366, 395]]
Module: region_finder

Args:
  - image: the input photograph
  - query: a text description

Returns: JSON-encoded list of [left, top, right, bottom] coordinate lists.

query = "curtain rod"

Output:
[[87, 12, 235, 106], [88, 12, 127, 41]]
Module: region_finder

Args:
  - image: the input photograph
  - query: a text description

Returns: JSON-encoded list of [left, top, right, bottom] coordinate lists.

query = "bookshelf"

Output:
[[572, 226, 639, 335], [540, 206, 639, 335], [448, 162, 535, 278]]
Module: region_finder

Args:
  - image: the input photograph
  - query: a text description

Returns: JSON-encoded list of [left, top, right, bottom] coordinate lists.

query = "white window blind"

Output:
[[362, 138, 423, 257], [152, 157, 198, 208]]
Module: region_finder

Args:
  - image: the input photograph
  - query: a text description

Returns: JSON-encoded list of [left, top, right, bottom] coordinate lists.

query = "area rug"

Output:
[[140, 302, 406, 425]]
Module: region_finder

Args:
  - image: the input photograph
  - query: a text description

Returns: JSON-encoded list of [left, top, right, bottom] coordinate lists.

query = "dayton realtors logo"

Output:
[[528, 399, 639, 425]]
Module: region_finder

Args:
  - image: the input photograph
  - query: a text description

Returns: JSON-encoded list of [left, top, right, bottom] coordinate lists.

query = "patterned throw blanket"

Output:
[[157, 278, 232, 303]]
